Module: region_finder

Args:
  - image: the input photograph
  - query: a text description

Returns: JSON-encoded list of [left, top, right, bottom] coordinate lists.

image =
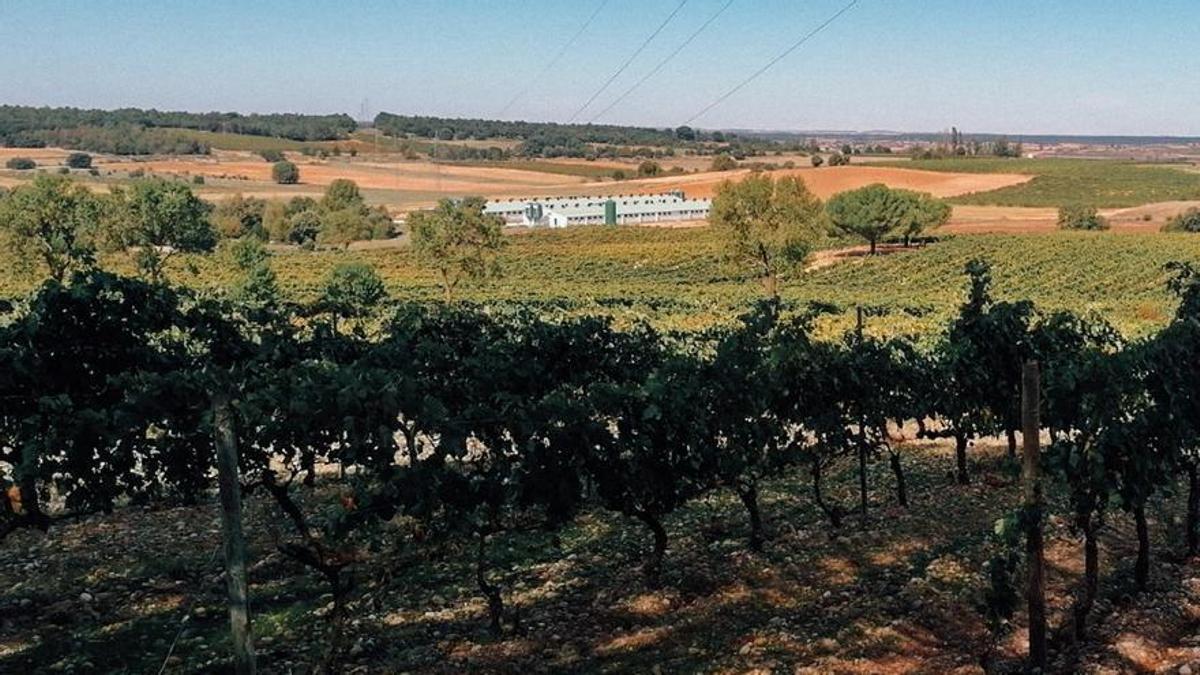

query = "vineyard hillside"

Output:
[[3, 228, 1196, 336]]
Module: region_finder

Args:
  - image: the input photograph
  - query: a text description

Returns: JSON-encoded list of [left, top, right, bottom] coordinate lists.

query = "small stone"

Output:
[[817, 637, 839, 652], [1179, 665, 1193, 675], [79, 592, 94, 603]]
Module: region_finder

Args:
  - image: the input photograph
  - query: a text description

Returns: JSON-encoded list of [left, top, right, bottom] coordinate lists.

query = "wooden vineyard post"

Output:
[[1021, 361, 1047, 671], [213, 391, 257, 675]]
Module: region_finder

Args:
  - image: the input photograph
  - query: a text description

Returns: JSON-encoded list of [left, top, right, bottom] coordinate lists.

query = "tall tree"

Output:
[[408, 197, 506, 301], [320, 179, 364, 212], [0, 174, 100, 282], [900, 191, 951, 246], [106, 178, 217, 280], [826, 183, 946, 254], [708, 174, 823, 297], [213, 194, 268, 240], [317, 262, 388, 331]]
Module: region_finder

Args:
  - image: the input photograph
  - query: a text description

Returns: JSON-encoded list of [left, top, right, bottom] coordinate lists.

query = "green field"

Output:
[[451, 159, 620, 180], [7, 227, 1196, 337], [161, 129, 312, 152], [891, 157, 1200, 208]]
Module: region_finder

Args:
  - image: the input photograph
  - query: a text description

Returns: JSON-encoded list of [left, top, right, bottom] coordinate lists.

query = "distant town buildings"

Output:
[[485, 191, 712, 228]]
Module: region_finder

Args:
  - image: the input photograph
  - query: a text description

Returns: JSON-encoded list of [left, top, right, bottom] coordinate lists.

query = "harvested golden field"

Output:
[[0, 147, 73, 163], [944, 201, 1200, 234], [545, 165, 1032, 201], [101, 152, 589, 193], [42, 152, 1028, 210]]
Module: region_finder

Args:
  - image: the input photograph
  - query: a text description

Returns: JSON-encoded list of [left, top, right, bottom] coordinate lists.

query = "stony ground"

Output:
[[2, 440, 1199, 674]]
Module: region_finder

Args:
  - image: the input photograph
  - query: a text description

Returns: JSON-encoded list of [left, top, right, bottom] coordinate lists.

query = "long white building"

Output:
[[485, 191, 711, 228]]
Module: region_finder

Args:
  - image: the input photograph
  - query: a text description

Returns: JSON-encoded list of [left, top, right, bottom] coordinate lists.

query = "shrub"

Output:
[[5, 157, 36, 170], [1057, 204, 1110, 231], [285, 208, 322, 244], [827, 152, 850, 167], [65, 152, 93, 169], [1163, 208, 1200, 233], [213, 194, 268, 239], [611, 169, 627, 181], [192, 175, 206, 185], [272, 160, 300, 185], [810, 155, 824, 168], [258, 149, 285, 163], [57, 167, 70, 175], [710, 154, 738, 172], [637, 160, 662, 177]]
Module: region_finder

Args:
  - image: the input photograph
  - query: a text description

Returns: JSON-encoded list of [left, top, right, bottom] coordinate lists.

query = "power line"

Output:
[[497, 0, 610, 119], [588, 0, 734, 124], [682, 0, 860, 125], [567, 0, 691, 124]]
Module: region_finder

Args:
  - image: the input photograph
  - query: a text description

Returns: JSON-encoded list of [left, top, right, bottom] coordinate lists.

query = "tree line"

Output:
[[0, 175, 396, 276], [373, 112, 805, 160], [0, 105, 358, 152], [3, 248, 1200, 668]]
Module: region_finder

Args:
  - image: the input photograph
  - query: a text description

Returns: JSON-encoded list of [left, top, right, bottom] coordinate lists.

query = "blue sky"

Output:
[[2, 0, 1198, 135]]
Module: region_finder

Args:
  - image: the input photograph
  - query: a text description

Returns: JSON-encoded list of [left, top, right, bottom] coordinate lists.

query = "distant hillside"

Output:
[[734, 128, 1200, 147], [375, 112, 682, 145], [0, 105, 358, 155]]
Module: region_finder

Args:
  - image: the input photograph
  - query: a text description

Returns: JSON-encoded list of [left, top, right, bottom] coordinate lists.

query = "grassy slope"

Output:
[[888, 158, 1200, 208], [4, 227, 1197, 336]]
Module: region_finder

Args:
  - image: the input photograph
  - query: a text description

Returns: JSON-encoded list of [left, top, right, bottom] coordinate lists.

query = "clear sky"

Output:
[[2, 0, 1198, 136]]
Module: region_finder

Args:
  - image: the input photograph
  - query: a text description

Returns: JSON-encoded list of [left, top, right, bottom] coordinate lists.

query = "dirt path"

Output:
[[805, 243, 915, 271]]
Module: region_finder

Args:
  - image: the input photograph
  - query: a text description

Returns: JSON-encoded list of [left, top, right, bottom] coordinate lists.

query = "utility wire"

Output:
[[588, 0, 735, 123], [567, 0, 690, 123], [682, 0, 860, 125], [497, 0, 610, 118]]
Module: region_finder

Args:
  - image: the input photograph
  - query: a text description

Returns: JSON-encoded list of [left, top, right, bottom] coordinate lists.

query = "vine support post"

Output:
[[1021, 360, 1046, 671], [213, 391, 257, 675]]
